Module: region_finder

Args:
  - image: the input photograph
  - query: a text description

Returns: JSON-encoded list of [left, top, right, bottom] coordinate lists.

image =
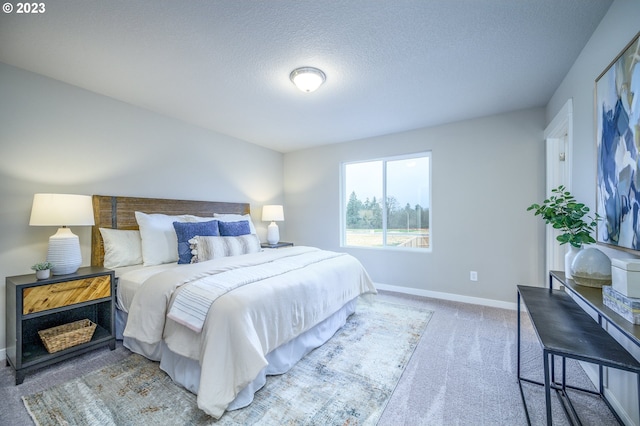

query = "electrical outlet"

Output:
[[470, 271, 478, 281]]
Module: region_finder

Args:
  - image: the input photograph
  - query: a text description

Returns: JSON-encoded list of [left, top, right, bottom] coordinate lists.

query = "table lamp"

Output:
[[29, 193, 95, 275], [262, 205, 284, 245]]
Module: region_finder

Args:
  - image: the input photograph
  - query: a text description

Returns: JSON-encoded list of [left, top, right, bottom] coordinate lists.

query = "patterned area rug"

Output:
[[23, 299, 432, 425]]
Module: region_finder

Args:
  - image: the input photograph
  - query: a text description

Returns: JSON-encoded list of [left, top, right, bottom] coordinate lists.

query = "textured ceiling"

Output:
[[0, 1, 612, 152]]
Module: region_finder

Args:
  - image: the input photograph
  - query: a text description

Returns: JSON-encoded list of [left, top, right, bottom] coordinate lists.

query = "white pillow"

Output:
[[189, 234, 261, 263], [135, 212, 214, 266], [182, 214, 216, 223], [213, 213, 257, 234], [99, 228, 143, 268]]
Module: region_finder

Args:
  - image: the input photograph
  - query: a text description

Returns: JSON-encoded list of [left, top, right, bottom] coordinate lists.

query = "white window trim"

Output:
[[340, 151, 432, 252]]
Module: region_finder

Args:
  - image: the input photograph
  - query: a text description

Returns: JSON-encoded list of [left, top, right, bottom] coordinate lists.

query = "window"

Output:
[[341, 152, 431, 250]]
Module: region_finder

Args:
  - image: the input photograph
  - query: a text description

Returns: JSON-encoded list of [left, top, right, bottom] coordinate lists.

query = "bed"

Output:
[[90, 195, 377, 419]]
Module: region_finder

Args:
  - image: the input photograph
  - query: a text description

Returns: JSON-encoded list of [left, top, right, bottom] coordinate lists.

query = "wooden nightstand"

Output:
[[5, 266, 116, 385], [261, 242, 294, 249]]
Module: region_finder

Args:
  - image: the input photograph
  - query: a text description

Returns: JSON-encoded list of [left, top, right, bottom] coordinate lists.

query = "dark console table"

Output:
[[517, 283, 640, 425], [549, 271, 640, 347]]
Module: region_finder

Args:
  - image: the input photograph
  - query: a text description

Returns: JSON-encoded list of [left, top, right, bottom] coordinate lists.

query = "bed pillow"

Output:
[[99, 228, 143, 268], [182, 214, 216, 223], [218, 220, 251, 236], [189, 234, 261, 263], [135, 212, 214, 266], [173, 220, 220, 264], [213, 213, 257, 234]]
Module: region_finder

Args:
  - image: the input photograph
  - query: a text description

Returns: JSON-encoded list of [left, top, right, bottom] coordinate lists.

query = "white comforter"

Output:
[[123, 246, 376, 419]]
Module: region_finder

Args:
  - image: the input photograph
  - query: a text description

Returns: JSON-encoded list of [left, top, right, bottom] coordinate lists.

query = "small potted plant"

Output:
[[527, 185, 600, 279], [31, 261, 54, 280], [527, 185, 599, 247]]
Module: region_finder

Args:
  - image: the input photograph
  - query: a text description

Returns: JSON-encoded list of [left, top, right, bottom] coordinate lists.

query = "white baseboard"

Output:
[[582, 362, 637, 426], [604, 386, 636, 426], [0, 347, 5, 362], [374, 282, 518, 310]]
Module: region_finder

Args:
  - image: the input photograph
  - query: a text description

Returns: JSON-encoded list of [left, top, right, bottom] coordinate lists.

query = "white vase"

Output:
[[564, 245, 581, 280], [571, 247, 612, 287], [35, 269, 50, 280]]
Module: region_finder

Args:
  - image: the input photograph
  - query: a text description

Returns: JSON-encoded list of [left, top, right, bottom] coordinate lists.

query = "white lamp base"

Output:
[[47, 227, 82, 275], [267, 221, 280, 245]]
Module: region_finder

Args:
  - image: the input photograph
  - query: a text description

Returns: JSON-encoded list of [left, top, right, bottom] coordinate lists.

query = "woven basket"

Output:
[[38, 319, 97, 354]]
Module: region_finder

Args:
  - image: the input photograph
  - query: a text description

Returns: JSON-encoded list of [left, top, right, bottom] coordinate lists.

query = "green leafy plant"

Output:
[[31, 261, 54, 271], [527, 185, 600, 248]]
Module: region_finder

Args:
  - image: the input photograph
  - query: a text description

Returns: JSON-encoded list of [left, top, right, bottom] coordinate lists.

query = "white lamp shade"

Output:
[[29, 194, 94, 275], [30, 194, 95, 226], [262, 205, 284, 222]]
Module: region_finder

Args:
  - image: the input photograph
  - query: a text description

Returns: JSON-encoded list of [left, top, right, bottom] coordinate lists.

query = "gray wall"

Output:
[[284, 108, 546, 305], [547, 0, 639, 213], [545, 1, 640, 423], [0, 63, 284, 352]]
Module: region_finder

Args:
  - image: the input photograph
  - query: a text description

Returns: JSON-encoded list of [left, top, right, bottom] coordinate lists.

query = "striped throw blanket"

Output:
[[167, 250, 345, 332]]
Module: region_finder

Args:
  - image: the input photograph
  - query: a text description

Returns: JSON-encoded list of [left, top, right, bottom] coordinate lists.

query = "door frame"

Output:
[[544, 99, 573, 276]]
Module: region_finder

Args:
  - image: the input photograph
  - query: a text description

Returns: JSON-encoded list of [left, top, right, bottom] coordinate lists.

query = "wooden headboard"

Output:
[[91, 195, 250, 267]]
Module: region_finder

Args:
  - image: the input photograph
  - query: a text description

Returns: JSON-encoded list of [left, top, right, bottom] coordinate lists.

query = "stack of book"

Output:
[[603, 258, 640, 324], [602, 285, 640, 324]]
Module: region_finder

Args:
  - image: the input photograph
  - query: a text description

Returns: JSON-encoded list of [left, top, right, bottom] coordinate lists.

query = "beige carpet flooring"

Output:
[[1, 290, 620, 425]]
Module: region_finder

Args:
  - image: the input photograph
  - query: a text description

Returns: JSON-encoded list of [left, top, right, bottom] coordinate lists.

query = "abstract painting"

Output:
[[596, 32, 640, 252]]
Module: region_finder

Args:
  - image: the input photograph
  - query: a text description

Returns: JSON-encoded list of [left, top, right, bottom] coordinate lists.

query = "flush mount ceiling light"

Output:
[[289, 67, 326, 93]]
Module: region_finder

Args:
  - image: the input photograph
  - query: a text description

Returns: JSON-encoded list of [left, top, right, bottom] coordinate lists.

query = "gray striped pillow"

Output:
[[189, 234, 261, 263]]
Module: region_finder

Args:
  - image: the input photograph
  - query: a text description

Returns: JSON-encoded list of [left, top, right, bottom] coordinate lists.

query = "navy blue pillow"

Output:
[[173, 220, 219, 264], [218, 220, 251, 236]]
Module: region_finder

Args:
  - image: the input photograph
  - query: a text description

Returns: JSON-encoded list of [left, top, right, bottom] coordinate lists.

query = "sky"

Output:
[[344, 156, 430, 208]]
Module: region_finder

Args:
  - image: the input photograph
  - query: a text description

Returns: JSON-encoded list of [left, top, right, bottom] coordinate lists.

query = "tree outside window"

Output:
[[342, 153, 431, 250]]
